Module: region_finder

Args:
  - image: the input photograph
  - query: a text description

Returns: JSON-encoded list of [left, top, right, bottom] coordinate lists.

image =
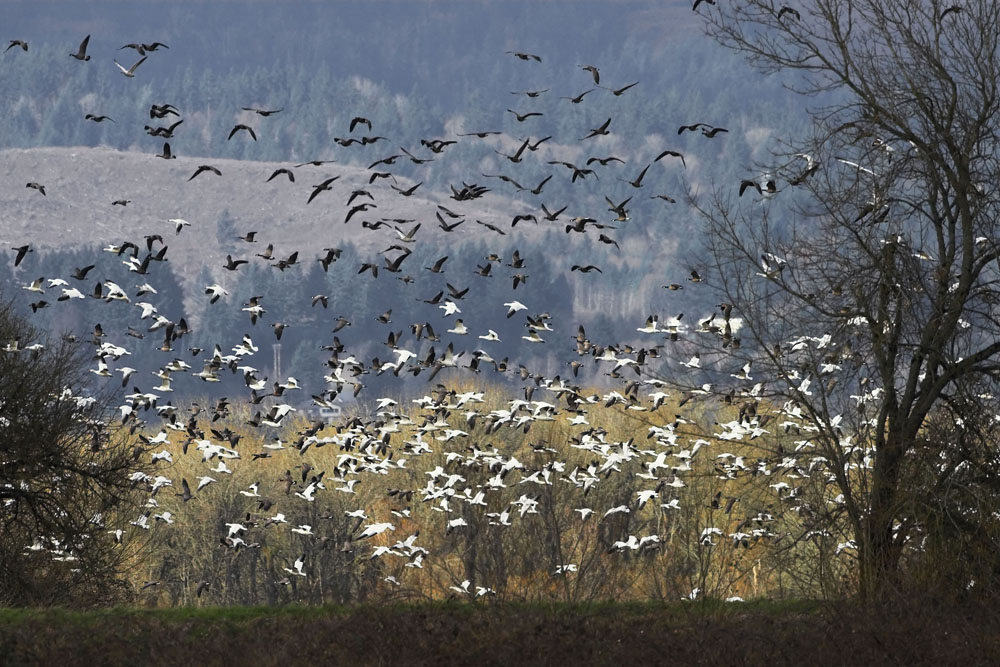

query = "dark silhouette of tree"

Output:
[[692, 0, 1000, 599], [0, 297, 142, 606]]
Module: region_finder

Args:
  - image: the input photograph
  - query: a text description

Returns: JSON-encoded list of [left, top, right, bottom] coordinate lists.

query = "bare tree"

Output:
[[686, 0, 1000, 599], [0, 298, 142, 606]]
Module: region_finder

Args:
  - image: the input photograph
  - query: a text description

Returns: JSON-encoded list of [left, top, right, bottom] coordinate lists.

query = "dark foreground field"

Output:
[[1, 599, 997, 666]]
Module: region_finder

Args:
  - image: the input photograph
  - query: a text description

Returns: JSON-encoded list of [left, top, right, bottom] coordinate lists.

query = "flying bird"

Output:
[[739, 179, 762, 197], [654, 150, 686, 167], [619, 163, 651, 188], [295, 159, 335, 167], [458, 130, 501, 138], [506, 51, 541, 62], [12, 245, 33, 266], [242, 106, 283, 116], [149, 103, 180, 118], [605, 81, 639, 96], [155, 142, 175, 159], [266, 168, 295, 183], [349, 116, 372, 133], [71, 264, 95, 280], [507, 109, 543, 122], [114, 55, 147, 77], [778, 6, 802, 20], [5, 40, 27, 52], [510, 88, 550, 97], [145, 119, 184, 138], [581, 118, 612, 140], [223, 255, 248, 271], [561, 89, 596, 104], [69, 35, 91, 61], [188, 165, 222, 181], [936, 5, 962, 20], [228, 124, 257, 141]]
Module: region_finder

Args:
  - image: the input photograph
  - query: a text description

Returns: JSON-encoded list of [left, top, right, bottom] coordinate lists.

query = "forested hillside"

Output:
[[0, 1, 811, 402]]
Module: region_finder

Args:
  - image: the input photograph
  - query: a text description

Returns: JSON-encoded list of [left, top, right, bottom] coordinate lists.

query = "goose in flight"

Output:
[[266, 168, 295, 183], [778, 6, 801, 20], [189, 165, 222, 181], [228, 124, 257, 141], [283, 555, 307, 577], [223, 255, 248, 271], [71, 264, 95, 280], [739, 179, 762, 197], [5, 40, 27, 52], [511, 88, 550, 98], [114, 55, 147, 77], [457, 130, 501, 138], [506, 50, 541, 62], [25, 182, 45, 196], [391, 181, 423, 196], [548, 160, 598, 183], [308, 176, 340, 204], [581, 117, 612, 140], [605, 81, 639, 96], [540, 203, 567, 221], [587, 155, 624, 166], [357, 522, 395, 539], [154, 142, 175, 159], [654, 149, 686, 167], [619, 163, 650, 188], [169, 218, 191, 234], [295, 159, 335, 167], [581, 64, 600, 84], [561, 89, 596, 104], [318, 248, 341, 272], [145, 119, 183, 137], [176, 478, 194, 502], [150, 103, 180, 118], [69, 35, 91, 61], [507, 109, 543, 122], [349, 116, 372, 133], [85, 113, 115, 123], [205, 283, 229, 304], [242, 106, 283, 116], [678, 122, 727, 137]]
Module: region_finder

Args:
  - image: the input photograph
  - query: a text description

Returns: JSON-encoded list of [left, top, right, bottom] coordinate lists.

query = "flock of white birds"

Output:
[[5, 24, 868, 601]]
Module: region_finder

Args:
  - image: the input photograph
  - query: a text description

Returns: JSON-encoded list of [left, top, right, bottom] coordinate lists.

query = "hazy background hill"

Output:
[[0, 0, 812, 399]]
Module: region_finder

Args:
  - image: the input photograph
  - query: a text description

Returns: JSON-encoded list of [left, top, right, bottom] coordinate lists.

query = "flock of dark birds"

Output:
[[4, 17, 864, 600]]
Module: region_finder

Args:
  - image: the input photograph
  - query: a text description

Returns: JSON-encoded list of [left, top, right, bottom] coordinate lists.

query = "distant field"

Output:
[[2, 599, 997, 666]]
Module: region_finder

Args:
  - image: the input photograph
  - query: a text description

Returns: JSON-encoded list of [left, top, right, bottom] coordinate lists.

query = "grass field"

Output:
[[2, 598, 997, 666]]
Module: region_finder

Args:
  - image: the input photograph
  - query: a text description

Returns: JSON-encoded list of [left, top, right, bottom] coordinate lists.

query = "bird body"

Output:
[[114, 56, 147, 77], [69, 35, 91, 61]]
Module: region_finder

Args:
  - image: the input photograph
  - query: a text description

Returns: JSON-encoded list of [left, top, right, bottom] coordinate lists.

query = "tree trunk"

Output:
[[859, 432, 906, 601]]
